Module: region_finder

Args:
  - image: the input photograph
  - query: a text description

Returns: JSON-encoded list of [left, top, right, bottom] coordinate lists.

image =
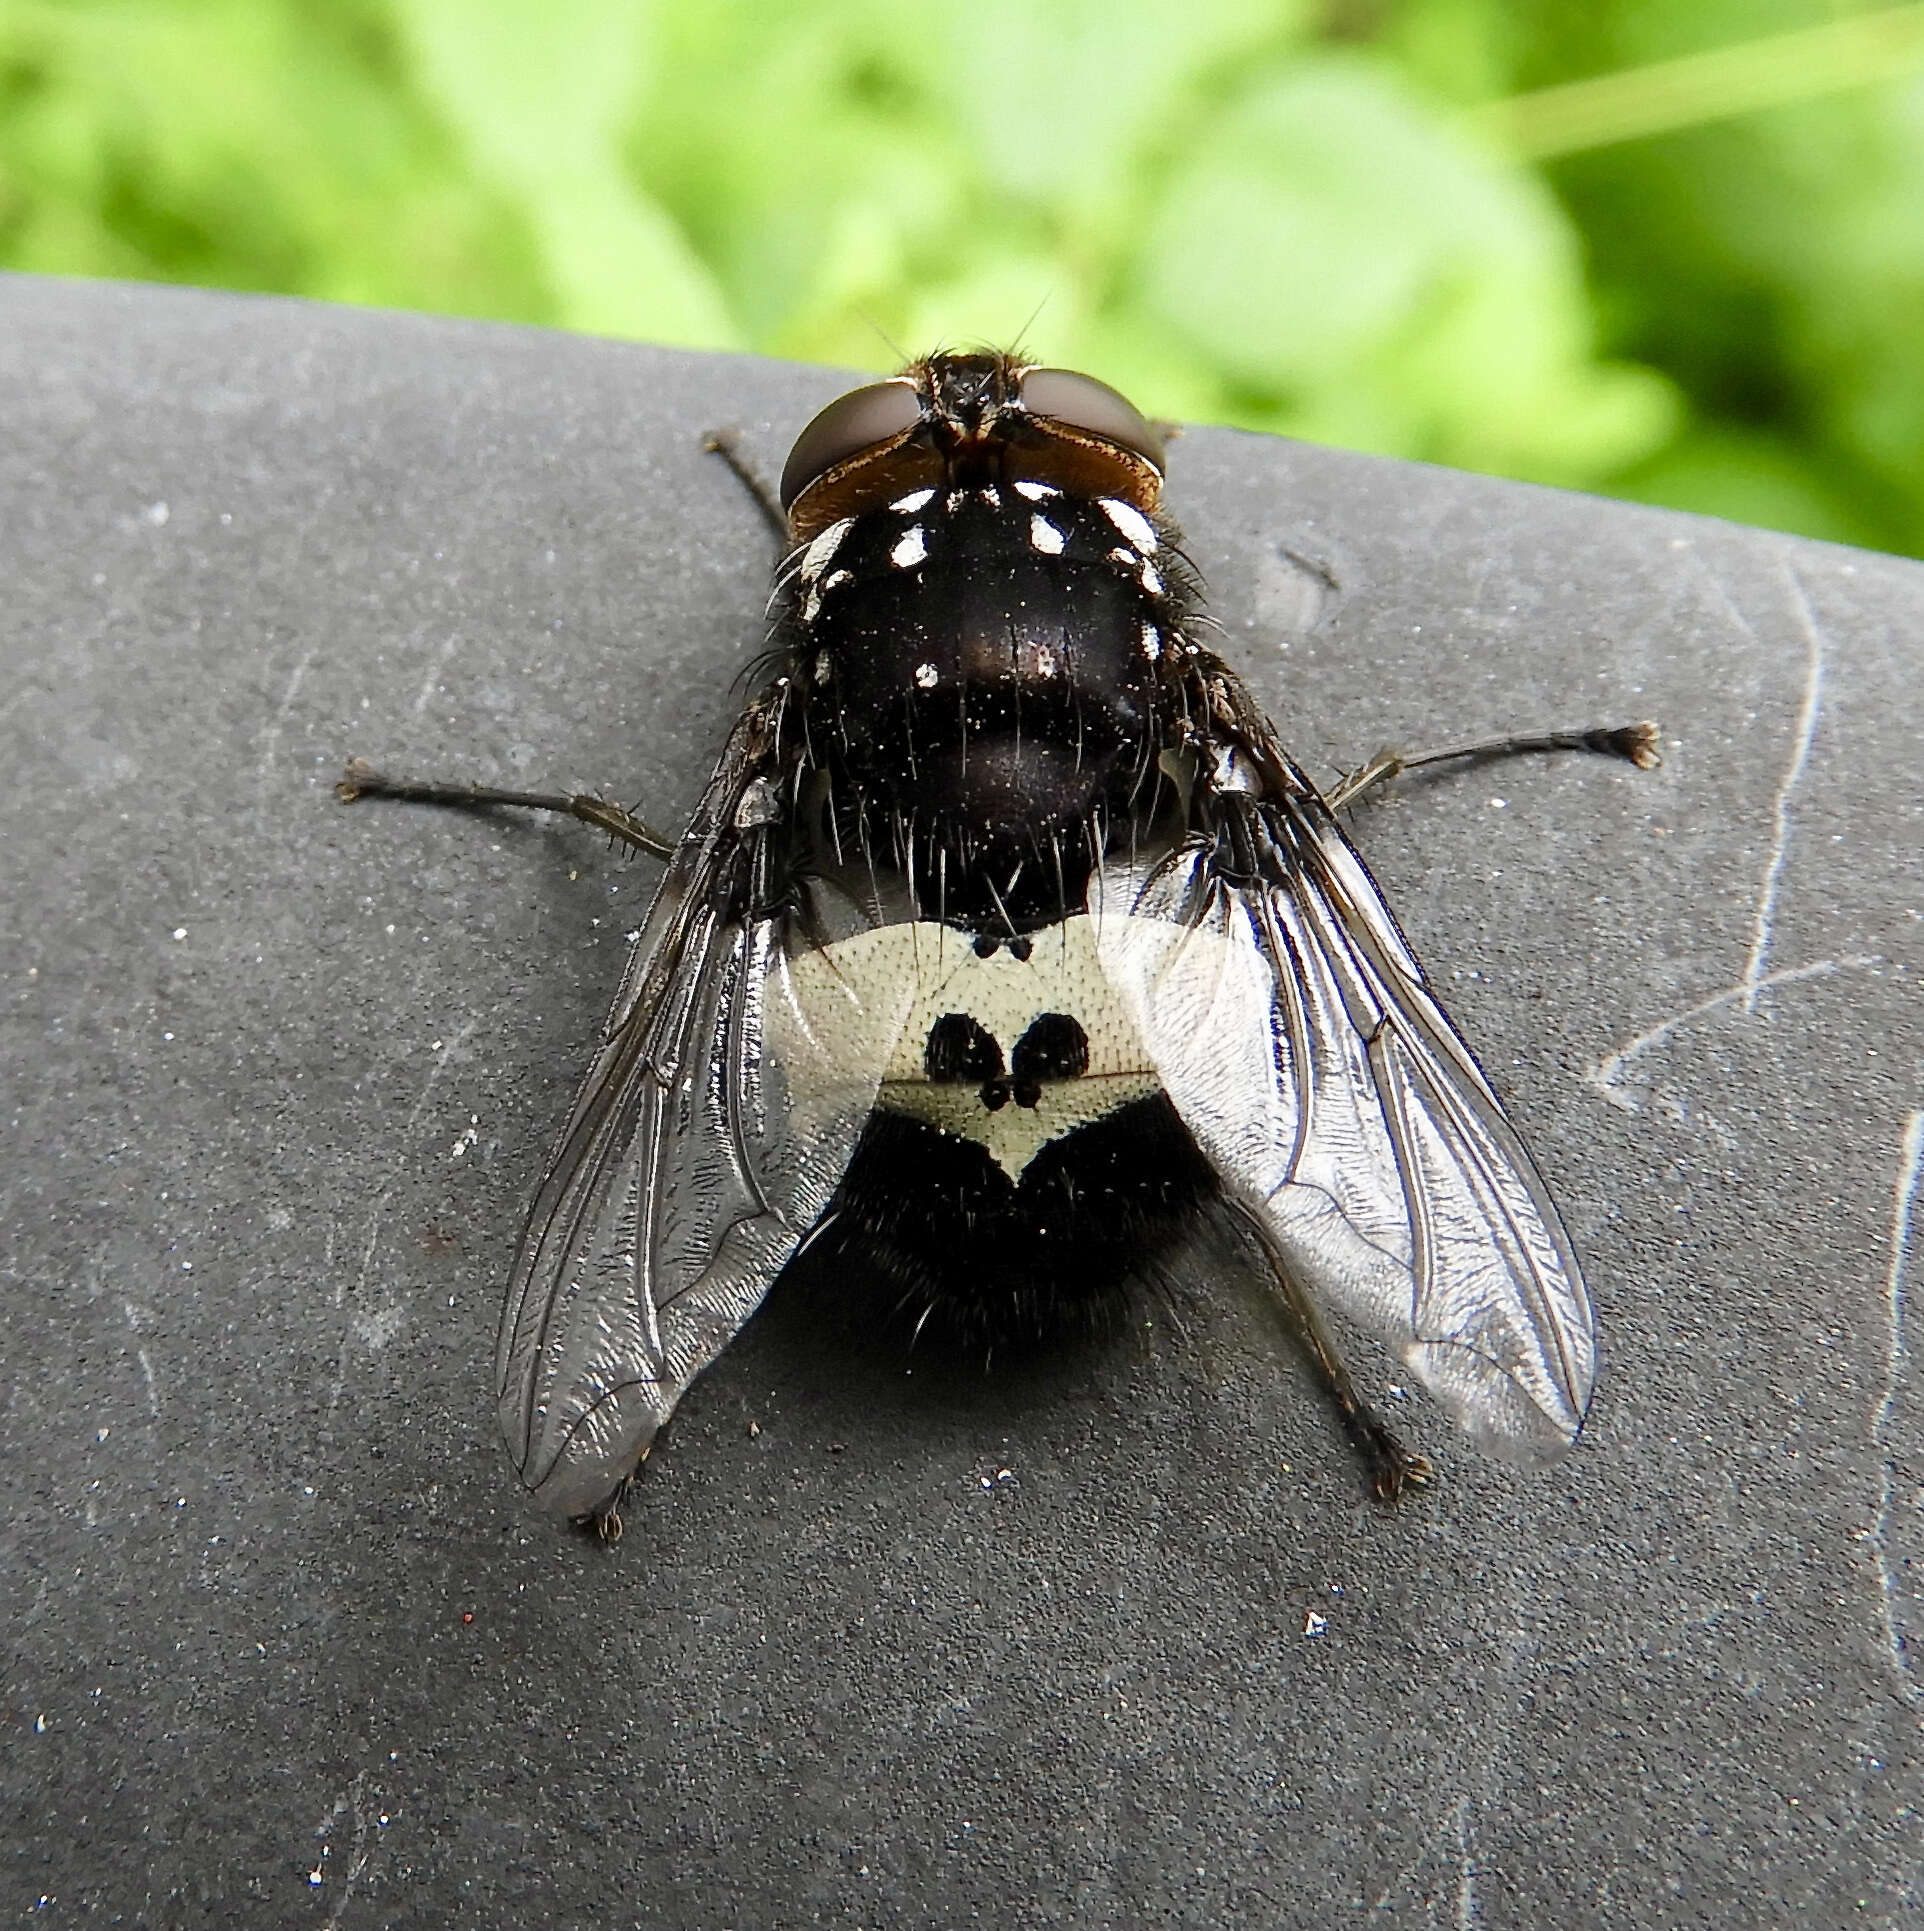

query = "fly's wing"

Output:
[[1091, 720, 1594, 1458], [496, 712, 917, 1519]]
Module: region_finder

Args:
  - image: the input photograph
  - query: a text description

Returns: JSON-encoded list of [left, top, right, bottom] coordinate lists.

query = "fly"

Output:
[[340, 351, 1659, 1532]]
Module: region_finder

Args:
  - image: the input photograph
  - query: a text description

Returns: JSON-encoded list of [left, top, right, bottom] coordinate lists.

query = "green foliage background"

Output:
[[5, 0, 1923, 555]]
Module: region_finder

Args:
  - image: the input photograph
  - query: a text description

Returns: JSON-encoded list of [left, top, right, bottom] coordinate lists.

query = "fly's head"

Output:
[[779, 351, 1169, 541]]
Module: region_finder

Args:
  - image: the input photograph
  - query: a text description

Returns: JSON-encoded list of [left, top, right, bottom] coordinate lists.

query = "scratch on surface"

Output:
[[1452, 1796, 1478, 1930], [1869, 1110, 1924, 1708], [1741, 564, 1826, 1012], [327, 1197, 388, 1424], [311, 1772, 375, 1927], [135, 1349, 159, 1420], [122, 1301, 161, 1420], [411, 631, 462, 718], [1367, 1791, 1488, 1923], [1586, 955, 1881, 1109], [402, 1013, 482, 1133], [255, 642, 317, 828]]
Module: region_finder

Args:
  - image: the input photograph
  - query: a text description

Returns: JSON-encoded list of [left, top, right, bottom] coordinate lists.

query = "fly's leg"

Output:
[[1325, 719, 1660, 813], [1241, 1212, 1432, 1505], [702, 428, 788, 548], [580, 1479, 631, 1544], [335, 759, 673, 859], [340, 428, 788, 855]]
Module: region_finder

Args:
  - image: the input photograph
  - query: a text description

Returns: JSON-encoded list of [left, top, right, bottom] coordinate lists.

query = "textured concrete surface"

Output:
[[2, 273, 1919, 1927]]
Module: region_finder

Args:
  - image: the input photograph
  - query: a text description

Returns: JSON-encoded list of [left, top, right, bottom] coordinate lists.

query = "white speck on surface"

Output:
[[891, 526, 928, 570], [1303, 1611, 1328, 1638], [914, 662, 938, 690], [171, 927, 187, 941], [814, 651, 832, 685], [1028, 515, 1065, 556], [1100, 497, 1158, 553], [143, 500, 169, 526]]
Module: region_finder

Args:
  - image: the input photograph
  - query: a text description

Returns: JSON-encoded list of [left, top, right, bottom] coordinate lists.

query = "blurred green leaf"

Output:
[[1134, 55, 1676, 481], [1612, 423, 1886, 548], [2, 0, 1920, 556], [392, 0, 737, 345]]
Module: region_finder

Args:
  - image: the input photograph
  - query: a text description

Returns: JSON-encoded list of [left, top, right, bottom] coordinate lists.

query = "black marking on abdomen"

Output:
[[922, 1010, 1092, 1113], [789, 1092, 1219, 1358]]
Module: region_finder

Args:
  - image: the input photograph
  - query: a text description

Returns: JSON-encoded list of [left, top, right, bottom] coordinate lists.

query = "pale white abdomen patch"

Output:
[[781, 917, 1168, 1179]]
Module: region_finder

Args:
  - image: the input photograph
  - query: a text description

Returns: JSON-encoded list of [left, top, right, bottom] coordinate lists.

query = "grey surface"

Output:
[[2, 273, 1919, 1928]]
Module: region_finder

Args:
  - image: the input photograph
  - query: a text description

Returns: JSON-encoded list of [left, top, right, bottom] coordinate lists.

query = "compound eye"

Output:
[[1017, 367, 1164, 470], [780, 380, 924, 508]]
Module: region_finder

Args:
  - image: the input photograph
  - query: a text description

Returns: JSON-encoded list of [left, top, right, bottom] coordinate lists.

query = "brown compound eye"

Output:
[[1017, 367, 1165, 471], [779, 380, 924, 509]]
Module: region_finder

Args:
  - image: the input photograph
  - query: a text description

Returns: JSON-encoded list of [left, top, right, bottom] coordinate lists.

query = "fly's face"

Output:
[[771, 353, 1198, 934]]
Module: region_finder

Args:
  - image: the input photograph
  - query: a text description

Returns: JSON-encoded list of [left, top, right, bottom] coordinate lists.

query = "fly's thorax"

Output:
[[780, 480, 1199, 928]]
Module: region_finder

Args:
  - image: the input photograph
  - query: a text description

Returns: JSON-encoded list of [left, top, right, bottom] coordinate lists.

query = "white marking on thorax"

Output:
[[1013, 480, 1059, 502], [1100, 498, 1159, 554], [1029, 515, 1066, 556], [891, 526, 928, 570], [890, 487, 936, 513], [914, 662, 939, 689]]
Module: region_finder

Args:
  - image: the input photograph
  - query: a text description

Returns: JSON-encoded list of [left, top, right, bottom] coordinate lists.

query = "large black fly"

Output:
[[341, 351, 1658, 1531]]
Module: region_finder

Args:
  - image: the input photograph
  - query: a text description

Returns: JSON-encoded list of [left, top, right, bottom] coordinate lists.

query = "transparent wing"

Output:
[[496, 714, 916, 1518], [1092, 731, 1594, 1457]]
